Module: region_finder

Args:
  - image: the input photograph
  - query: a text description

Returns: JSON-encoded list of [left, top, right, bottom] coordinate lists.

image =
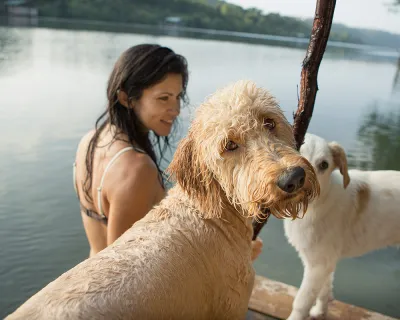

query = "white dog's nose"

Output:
[[277, 167, 306, 193]]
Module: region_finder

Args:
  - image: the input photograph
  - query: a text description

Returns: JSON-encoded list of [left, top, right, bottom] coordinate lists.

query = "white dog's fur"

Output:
[[284, 133, 400, 320], [6, 80, 318, 320]]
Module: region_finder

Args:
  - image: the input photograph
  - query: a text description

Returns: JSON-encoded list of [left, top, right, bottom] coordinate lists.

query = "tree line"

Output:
[[34, 0, 362, 43]]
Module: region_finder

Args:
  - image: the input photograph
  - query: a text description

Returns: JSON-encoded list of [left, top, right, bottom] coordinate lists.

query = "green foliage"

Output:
[[33, 0, 359, 43]]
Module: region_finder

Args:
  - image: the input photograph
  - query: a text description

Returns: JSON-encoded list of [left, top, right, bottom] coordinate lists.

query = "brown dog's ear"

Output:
[[167, 134, 222, 218], [329, 142, 350, 188], [167, 135, 195, 192]]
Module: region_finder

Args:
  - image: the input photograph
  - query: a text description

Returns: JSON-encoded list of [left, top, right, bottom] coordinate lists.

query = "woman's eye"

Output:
[[319, 160, 329, 170], [159, 96, 169, 101], [263, 118, 275, 130], [225, 141, 239, 151]]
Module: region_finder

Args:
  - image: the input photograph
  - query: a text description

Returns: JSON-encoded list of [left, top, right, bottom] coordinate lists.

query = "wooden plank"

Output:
[[246, 309, 277, 320], [249, 275, 397, 320]]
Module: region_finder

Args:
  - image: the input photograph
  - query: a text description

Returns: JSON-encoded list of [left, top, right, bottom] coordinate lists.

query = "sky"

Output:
[[226, 0, 400, 33]]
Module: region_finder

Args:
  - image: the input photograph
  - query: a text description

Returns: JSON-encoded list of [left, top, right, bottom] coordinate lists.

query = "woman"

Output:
[[73, 44, 263, 260]]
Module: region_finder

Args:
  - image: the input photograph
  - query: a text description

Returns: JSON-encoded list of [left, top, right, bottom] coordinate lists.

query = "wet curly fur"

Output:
[[6, 80, 318, 320]]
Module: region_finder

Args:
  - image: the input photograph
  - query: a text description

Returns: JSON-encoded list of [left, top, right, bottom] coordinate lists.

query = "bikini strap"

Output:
[[97, 146, 145, 217], [73, 162, 79, 198]]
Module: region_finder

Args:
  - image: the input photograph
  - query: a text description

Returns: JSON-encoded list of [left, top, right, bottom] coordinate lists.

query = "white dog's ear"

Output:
[[167, 134, 222, 218], [329, 142, 350, 188]]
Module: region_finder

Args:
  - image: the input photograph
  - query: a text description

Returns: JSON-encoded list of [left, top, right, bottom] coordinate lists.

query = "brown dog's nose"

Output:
[[277, 167, 305, 193]]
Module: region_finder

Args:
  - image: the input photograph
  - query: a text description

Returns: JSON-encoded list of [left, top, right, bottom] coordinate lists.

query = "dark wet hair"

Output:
[[83, 44, 189, 203]]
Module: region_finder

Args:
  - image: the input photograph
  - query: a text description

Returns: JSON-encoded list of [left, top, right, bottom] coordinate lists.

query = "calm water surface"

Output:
[[0, 26, 399, 318]]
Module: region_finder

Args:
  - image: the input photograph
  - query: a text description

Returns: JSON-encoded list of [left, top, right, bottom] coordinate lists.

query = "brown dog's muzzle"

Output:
[[277, 166, 306, 194]]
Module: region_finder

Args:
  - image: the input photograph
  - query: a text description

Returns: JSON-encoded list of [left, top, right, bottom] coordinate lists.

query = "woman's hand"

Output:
[[251, 237, 263, 262]]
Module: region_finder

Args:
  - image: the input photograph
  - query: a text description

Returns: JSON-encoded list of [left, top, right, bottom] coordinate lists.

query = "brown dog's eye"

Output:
[[225, 141, 238, 151], [263, 118, 275, 130]]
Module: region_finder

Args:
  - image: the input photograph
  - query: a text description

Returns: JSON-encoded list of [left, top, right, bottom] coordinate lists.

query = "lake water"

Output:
[[0, 24, 399, 318]]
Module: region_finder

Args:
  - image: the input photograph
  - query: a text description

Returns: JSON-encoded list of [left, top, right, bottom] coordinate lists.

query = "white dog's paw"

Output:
[[309, 304, 327, 320]]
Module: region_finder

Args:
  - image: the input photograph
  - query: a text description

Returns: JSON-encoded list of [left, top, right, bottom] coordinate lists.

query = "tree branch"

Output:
[[252, 0, 337, 240]]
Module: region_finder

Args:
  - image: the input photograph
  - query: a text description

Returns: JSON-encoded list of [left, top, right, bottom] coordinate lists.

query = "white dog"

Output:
[[284, 133, 400, 320]]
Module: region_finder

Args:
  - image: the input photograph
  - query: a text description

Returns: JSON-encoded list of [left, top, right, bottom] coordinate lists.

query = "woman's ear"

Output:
[[117, 90, 130, 108]]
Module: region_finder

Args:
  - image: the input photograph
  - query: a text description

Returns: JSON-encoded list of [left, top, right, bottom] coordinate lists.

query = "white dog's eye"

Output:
[[319, 161, 329, 170], [263, 118, 275, 130], [225, 141, 239, 151]]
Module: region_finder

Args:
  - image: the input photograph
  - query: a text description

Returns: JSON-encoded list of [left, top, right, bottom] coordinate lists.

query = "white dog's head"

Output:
[[168, 80, 319, 220], [300, 133, 350, 197]]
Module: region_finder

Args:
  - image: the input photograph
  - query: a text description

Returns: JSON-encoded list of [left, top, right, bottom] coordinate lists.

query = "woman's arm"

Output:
[[105, 156, 160, 245]]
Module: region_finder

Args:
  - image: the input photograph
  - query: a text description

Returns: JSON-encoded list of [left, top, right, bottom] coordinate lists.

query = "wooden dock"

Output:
[[246, 275, 398, 320]]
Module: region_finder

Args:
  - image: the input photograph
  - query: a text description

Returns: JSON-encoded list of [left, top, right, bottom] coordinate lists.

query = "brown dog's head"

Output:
[[168, 80, 319, 220]]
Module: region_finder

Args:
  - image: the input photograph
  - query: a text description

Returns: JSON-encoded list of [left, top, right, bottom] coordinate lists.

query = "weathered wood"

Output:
[[246, 309, 277, 320], [248, 275, 397, 320], [252, 0, 336, 240]]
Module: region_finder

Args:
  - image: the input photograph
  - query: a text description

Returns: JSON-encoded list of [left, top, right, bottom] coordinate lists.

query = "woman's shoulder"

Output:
[[105, 148, 161, 203], [75, 127, 160, 190], [110, 148, 158, 183], [76, 129, 96, 153], [75, 129, 96, 163]]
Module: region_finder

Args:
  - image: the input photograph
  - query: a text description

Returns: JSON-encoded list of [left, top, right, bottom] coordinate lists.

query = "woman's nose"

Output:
[[169, 100, 180, 116]]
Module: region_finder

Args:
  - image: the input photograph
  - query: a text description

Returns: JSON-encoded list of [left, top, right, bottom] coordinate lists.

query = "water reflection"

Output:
[[392, 56, 400, 93], [348, 102, 400, 170], [0, 26, 33, 74], [0, 27, 19, 69]]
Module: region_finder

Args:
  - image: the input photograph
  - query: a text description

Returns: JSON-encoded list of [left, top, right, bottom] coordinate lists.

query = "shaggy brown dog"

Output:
[[6, 80, 319, 320]]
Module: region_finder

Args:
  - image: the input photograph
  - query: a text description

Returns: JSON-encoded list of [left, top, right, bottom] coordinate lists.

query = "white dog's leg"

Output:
[[287, 262, 335, 320], [309, 271, 335, 319]]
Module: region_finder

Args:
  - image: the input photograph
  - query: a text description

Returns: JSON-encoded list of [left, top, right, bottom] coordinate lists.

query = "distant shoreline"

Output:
[[1, 15, 399, 62]]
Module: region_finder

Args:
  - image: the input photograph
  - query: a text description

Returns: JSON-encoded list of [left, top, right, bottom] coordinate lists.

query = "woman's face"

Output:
[[128, 73, 183, 137]]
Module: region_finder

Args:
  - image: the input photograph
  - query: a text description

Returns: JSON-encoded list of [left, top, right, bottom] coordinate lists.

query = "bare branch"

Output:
[[252, 0, 337, 240]]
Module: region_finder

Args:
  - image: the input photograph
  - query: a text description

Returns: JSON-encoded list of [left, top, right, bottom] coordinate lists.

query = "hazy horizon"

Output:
[[226, 0, 400, 34]]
